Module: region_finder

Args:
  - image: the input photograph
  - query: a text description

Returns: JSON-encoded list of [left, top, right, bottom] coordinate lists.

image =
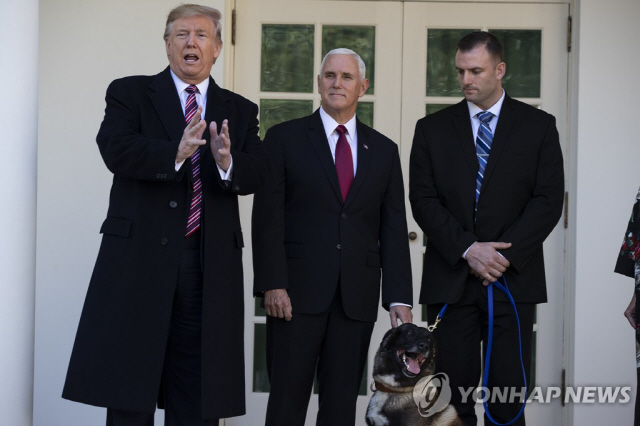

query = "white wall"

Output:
[[0, 1, 39, 425], [34, 1, 227, 425], [571, 0, 640, 424]]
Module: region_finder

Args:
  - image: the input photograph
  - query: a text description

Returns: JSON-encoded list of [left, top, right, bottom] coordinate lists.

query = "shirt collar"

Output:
[[169, 69, 210, 97], [319, 106, 357, 137], [467, 89, 505, 120]]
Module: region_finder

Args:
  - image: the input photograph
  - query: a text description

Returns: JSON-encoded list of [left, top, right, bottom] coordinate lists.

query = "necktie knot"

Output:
[[185, 85, 198, 95], [477, 111, 494, 125], [336, 125, 347, 136]]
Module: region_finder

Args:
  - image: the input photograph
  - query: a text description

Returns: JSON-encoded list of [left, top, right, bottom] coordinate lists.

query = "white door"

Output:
[[400, 3, 568, 424], [229, 1, 568, 425], [230, 1, 403, 424]]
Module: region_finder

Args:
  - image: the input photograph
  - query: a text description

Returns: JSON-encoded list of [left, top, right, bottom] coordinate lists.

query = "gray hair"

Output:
[[321, 48, 366, 81], [163, 4, 223, 46]]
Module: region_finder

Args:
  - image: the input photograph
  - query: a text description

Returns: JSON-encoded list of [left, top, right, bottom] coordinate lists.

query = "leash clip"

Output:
[[427, 315, 441, 332]]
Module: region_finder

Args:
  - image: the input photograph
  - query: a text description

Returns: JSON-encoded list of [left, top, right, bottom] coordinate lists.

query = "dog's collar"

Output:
[[373, 380, 415, 394]]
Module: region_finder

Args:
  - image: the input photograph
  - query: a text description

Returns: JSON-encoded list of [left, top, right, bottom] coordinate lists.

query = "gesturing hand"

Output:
[[175, 106, 207, 164], [210, 119, 231, 172]]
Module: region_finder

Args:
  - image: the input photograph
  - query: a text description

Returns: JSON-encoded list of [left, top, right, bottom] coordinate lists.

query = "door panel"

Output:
[[231, 1, 568, 425]]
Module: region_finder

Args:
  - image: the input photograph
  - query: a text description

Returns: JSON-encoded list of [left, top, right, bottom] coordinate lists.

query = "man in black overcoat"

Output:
[[63, 5, 267, 425]]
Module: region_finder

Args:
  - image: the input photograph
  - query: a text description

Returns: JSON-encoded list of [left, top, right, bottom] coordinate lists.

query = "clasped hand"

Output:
[[466, 241, 512, 286], [175, 106, 231, 171]]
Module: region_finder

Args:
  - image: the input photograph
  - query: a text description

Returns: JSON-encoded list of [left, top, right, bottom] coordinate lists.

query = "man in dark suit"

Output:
[[62, 5, 267, 426], [409, 32, 564, 425], [252, 48, 413, 426]]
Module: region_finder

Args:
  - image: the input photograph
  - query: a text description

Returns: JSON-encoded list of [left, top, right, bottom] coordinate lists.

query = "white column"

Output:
[[0, 0, 38, 425]]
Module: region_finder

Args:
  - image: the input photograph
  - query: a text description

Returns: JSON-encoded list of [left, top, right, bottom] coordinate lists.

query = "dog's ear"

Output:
[[378, 327, 397, 352]]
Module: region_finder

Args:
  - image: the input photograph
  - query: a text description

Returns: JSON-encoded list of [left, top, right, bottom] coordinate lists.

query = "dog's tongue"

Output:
[[407, 357, 421, 374]]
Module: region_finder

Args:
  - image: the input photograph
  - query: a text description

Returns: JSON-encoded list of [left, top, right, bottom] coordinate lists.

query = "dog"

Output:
[[365, 323, 462, 426]]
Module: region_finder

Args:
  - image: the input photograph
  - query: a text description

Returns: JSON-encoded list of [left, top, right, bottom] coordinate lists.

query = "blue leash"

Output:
[[428, 276, 527, 425]]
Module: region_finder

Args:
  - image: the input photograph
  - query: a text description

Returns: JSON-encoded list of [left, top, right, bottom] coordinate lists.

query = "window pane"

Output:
[[322, 25, 375, 95], [490, 29, 541, 98], [254, 297, 265, 317], [261, 24, 314, 93], [426, 104, 450, 116], [253, 324, 269, 392], [356, 102, 374, 128], [260, 99, 314, 139], [427, 29, 477, 97]]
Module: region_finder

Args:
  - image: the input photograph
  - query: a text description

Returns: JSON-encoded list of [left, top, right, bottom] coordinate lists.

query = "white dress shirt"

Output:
[[319, 107, 358, 176]]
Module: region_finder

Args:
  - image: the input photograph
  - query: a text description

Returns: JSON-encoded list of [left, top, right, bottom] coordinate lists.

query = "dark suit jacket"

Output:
[[252, 110, 412, 322], [409, 95, 564, 305], [63, 67, 267, 419]]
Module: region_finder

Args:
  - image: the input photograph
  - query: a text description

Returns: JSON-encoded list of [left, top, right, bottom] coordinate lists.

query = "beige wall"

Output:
[[34, 1, 227, 425], [570, 0, 640, 424]]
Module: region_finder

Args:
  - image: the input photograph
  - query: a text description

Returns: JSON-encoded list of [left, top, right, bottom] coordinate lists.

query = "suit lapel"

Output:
[[344, 119, 372, 206], [452, 100, 478, 180], [482, 94, 517, 189], [307, 110, 344, 204], [148, 67, 185, 142], [202, 77, 231, 156]]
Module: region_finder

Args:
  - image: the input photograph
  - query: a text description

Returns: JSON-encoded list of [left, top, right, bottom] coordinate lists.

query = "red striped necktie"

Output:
[[184, 85, 202, 237]]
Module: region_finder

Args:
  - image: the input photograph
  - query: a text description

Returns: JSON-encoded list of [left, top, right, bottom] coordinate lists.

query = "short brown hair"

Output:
[[457, 31, 503, 64], [164, 4, 222, 46]]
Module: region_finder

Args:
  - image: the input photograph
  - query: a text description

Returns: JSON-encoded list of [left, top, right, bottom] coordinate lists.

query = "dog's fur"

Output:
[[365, 323, 463, 426]]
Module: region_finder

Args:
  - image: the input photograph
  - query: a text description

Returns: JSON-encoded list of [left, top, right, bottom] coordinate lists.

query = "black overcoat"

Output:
[[63, 67, 267, 419]]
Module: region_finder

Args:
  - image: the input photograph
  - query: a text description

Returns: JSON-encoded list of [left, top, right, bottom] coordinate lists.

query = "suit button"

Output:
[[169, 201, 178, 208], [161, 237, 168, 245], [337, 244, 341, 249], [234, 185, 240, 191], [341, 213, 347, 219]]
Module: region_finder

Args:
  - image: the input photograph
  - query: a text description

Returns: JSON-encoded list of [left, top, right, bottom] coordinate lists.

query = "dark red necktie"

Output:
[[335, 125, 354, 203], [184, 85, 202, 237]]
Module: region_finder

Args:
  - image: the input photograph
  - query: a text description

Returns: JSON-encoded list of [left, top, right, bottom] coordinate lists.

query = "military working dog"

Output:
[[365, 323, 462, 426]]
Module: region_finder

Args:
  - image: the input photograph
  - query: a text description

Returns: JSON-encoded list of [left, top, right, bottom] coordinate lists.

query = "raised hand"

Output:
[[176, 106, 206, 164], [210, 119, 231, 172]]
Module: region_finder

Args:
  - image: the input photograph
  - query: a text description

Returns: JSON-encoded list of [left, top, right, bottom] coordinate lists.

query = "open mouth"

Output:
[[396, 349, 426, 377], [184, 54, 199, 63]]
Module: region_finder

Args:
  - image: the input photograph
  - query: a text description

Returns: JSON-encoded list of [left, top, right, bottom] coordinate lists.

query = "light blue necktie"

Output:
[[475, 111, 495, 217]]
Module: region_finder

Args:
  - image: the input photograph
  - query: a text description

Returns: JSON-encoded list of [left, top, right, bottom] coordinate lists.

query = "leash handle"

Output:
[[483, 277, 527, 425]]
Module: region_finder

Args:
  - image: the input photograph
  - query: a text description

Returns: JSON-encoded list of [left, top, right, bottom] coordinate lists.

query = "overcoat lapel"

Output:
[[148, 67, 185, 143], [344, 119, 372, 206], [307, 110, 344, 204], [202, 78, 231, 156], [482, 95, 517, 189], [452, 100, 478, 180]]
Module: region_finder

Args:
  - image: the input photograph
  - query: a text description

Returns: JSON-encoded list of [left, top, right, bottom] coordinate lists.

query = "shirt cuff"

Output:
[[175, 159, 185, 171], [217, 156, 233, 180], [390, 302, 412, 308], [462, 242, 476, 259]]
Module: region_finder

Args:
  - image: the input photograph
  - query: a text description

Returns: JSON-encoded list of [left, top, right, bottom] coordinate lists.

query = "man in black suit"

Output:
[[62, 5, 267, 425], [409, 32, 564, 425], [252, 48, 413, 426]]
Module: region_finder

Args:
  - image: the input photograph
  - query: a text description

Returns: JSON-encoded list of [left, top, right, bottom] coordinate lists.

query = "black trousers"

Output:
[[426, 278, 535, 426], [107, 232, 218, 426], [265, 288, 375, 426]]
